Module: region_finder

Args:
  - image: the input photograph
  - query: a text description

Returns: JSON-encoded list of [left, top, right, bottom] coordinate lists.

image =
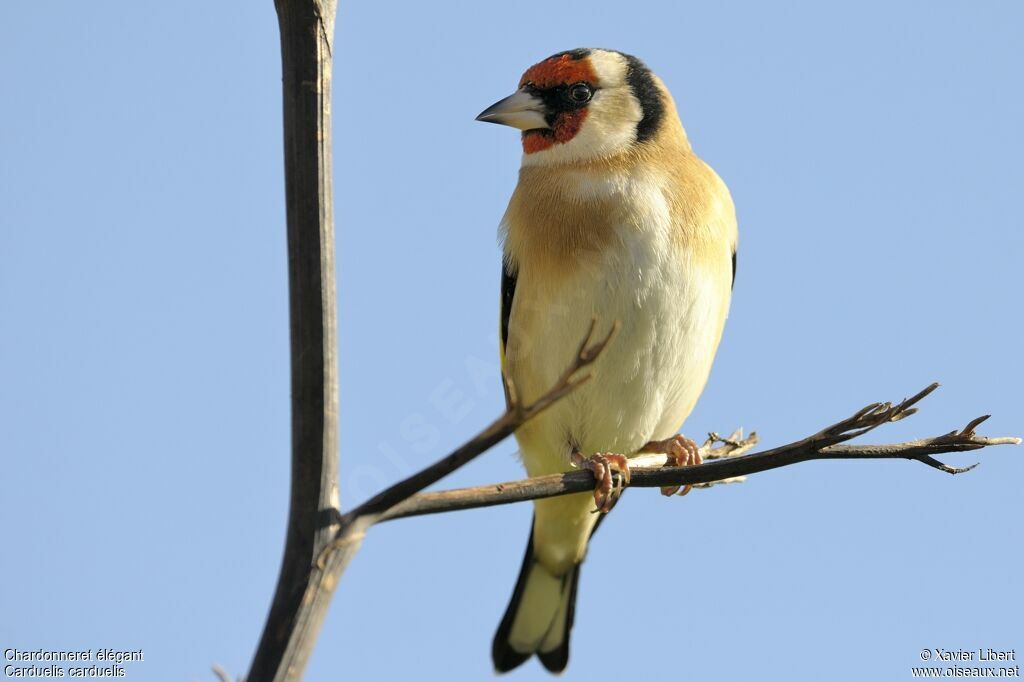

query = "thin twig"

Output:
[[211, 666, 243, 682], [340, 321, 617, 524], [378, 385, 1019, 521]]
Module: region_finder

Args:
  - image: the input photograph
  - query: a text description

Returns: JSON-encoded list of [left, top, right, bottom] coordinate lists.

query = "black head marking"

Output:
[[620, 53, 665, 143], [529, 85, 594, 126]]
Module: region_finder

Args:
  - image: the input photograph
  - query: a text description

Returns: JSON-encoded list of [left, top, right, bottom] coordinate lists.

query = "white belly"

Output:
[[506, 214, 728, 478]]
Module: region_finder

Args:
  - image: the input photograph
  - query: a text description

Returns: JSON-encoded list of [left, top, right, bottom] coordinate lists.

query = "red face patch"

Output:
[[522, 109, 589, 153], [519, 53, 598, 90], [519, 53, 597, 154]]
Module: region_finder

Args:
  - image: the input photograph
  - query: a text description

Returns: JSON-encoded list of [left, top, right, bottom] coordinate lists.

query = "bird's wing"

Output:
[[499, 259, 518, 406], [732, 248, 737, 289]]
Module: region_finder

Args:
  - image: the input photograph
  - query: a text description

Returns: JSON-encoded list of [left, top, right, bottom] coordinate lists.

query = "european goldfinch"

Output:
[[477, 48, 737, 673]]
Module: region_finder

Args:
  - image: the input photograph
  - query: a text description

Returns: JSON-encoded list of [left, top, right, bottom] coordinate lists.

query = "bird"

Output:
[[476, 48, 738, 673]]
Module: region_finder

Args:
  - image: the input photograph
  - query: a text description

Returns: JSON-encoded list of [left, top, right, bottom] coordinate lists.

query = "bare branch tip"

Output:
[[726, 427, 745, 441], [590, 320, 620, 357], [885, 383, 940, 421], [961, 415, 991, 436], [211, 665, 232, 682], [579, 318, 598, 349], [853, 402, 884, 420], [945, 462, 980, 475], [904, 382, 941, 407], [917, 453, 979, 475]]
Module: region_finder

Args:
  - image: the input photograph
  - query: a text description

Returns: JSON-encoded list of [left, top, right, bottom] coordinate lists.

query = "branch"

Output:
[[248, 1, 340, 681], [378, 384, 1020, 521]]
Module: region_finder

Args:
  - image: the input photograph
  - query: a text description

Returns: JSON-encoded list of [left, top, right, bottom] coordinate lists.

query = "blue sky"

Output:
[[1, 1, 1021, 681]]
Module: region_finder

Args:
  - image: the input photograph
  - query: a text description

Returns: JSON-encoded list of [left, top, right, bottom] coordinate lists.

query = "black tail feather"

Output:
[[492, 512, 610, 674], [492, 525, 537, 673]]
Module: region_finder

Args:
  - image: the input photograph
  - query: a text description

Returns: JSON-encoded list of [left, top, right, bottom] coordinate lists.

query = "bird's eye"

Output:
[[569, 83, 593, 103]]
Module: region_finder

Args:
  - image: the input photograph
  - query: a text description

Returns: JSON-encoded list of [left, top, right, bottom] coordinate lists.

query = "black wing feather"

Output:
[[501, 260, 517, 352], [492, 525, 538, 673]]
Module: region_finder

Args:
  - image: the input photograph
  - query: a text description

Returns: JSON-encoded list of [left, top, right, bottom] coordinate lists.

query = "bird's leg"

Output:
[[570, 450, 630, 513], [639, 434, 703, 497]]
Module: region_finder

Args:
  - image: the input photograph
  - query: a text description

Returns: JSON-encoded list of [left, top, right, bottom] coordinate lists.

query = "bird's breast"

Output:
[[503, 166, 731, 476]]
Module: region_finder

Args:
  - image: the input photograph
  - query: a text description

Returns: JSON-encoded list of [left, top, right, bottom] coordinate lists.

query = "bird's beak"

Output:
[[475, 88, 550, 131]]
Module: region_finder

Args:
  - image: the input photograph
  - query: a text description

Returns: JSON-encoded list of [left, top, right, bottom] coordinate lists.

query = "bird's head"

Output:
[[476, 48, 678, 166]]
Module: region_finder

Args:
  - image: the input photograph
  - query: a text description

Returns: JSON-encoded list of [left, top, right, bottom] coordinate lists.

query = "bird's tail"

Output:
[[492, 520, 581, 674]]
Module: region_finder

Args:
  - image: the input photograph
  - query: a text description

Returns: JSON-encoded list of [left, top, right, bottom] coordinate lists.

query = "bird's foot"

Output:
[[571, 451, 630, 513], [640, 434, 703, 497]]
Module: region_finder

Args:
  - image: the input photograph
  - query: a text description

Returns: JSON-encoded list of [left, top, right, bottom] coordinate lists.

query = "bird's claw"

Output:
[[571, 451, 630, 513], [641, 434, 703, 497]]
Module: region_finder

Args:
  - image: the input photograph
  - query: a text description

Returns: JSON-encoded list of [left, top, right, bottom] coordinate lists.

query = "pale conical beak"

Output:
[[475, 88, 550, 131]]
